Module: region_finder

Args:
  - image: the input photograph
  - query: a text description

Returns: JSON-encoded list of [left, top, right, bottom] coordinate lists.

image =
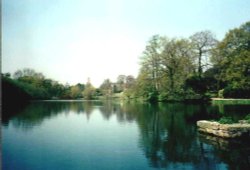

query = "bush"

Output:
[[244, 114, 250, 123], [185, 75, 207, 94], [158, 92, 168, 101], [223, 86, 250, 98], [146, 91, 158, 102], [2, 77, 31, 104], [218, 116, 236, 124]]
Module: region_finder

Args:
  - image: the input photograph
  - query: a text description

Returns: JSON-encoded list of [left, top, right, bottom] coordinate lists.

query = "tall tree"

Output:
[[116, 75, 126, 92], [70, 85, 82, 99], [13, 68, 44, 80], [140, 35, 165, 91], [136, 36, 196, 101], [125, 75, 136, 89], [190, 31, 217, 78], [212, 21, 250, 98], [82, 81, 95, 100], [99, 79, 113, 97], [161, 38, 194, 92]]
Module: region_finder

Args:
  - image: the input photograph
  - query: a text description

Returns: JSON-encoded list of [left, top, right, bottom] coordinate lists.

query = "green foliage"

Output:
[[211, 21, 250, 98], [4, 21, 250, 102], [244, 114, 250, 120], [2, 76, 32, 103], [146, 90, 159, 102], [190, 31, 217, 78], [185, 75, 207, 95], [82, 83, 96, 100], [126, 21, 250, 102], [218, 116, 236, 124], [3, 68, 87, 100], [129, 35, 197, 102], [99, 79, 113, 98], [70, 84, 84, 99], [158, 92, 168, 101], [245, 114, 250, 123], [223, 85, 250, 99], [203, 67, 222, 92]]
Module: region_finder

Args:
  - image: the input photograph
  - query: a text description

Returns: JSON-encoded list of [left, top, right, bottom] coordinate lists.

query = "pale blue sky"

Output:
[[2, 0, 250, 87]]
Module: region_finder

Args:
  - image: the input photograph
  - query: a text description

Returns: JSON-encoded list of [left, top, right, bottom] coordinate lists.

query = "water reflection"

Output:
[[211, 103, 250, 122], [136, 104, 208, 168], [3, 101, 84, 129], [198, 133, 250, 169], [2, 101, 250, 169]]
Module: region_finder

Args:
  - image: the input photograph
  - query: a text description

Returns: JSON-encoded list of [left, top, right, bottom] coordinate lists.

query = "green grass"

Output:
[[212, 98, 250, 105]]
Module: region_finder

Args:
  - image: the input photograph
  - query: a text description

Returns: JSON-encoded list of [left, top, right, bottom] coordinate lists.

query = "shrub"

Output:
[[223, 86, 250, 98], [218, 116, 235, 124], [244, 114, 250, 123], [185, 75, 207, 94]]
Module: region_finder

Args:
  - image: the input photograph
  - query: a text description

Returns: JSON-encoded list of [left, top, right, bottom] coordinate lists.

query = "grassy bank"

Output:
[[211, 98, 250, 105]]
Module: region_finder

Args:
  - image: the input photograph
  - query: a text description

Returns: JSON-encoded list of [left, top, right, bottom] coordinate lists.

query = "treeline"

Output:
[[2, 69, 87, 101], [2, 21, 249, 102], [2, 68, 137, 102], [121, 21, 250, 101]]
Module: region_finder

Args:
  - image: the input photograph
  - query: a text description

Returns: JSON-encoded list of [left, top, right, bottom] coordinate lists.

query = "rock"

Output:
[[197, 120, 220, 130], [197, 120, 250, 138], [239, 120, 248, 124]]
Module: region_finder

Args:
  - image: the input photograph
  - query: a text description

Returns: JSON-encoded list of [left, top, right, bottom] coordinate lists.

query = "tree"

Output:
[[134, 68, 157, 100], [140, 35, 165, 92], [161, 38, 194, 94], [2, 73, 11, 78], [2, 76, 31, 108], [134, 36, 199, 101], [8, 68, 77, 99], [121, 75, 137, 100], [68, 83, 85, 99], [13, 68, 45, 80], [50, 82, 65, 98], [99, 79, 113, 97], [125, 75, 136, 89], [13, 70, 23, 79], [83, 82, 95, 100], [116, 75, 126, 92], [70, 86, 82, 99], [190, 31, 218, 78], [212, 21, 250, 98]]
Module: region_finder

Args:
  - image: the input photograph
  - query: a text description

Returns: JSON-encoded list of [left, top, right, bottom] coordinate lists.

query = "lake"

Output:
[[2, 101, 250, 170]]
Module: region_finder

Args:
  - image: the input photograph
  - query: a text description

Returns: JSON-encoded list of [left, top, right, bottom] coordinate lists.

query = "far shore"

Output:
[[212, 98, 250, 101]]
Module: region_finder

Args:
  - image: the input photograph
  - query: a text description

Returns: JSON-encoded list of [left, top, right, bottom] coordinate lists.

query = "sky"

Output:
[[2, 0, 250, 87]]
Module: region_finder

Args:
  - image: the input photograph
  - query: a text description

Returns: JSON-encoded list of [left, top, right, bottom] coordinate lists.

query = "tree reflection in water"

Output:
[[136, 103, 205, 168], [2, 101, 250, 169]]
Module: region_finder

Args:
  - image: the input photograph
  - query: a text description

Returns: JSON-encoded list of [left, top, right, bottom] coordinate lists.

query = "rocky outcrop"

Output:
[[197, 120, 250, 138]]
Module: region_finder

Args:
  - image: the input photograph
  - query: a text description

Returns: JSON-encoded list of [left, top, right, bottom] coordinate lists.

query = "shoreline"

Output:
[[211, 98, 250, 101], [211, 98, 250, 104]]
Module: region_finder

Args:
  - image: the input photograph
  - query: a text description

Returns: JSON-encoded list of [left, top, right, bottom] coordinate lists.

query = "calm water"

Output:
[[2, 101, 250, 170]]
